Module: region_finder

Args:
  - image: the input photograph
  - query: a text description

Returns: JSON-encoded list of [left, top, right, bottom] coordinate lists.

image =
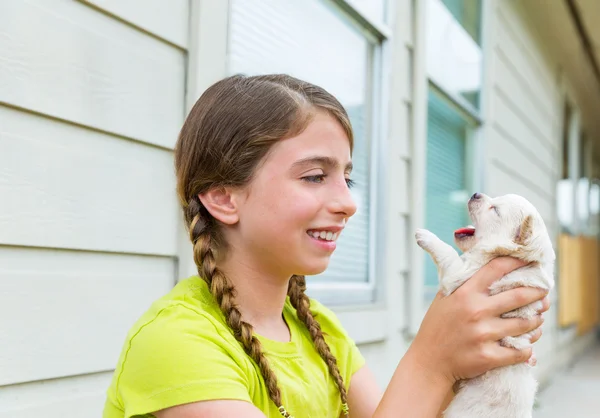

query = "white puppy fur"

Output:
[[415, 193, 555, 418]]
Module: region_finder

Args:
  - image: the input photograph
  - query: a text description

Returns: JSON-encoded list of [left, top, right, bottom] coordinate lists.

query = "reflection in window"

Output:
[[441, 0, 482, 45], [426, 0, 482, 109]]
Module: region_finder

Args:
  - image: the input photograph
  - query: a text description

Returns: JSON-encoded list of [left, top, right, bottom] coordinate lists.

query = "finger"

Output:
[[468, 257, 528, 292], [529, 327, 543, 344], [489, 287, 548, 316], [527, 353, 537, 366], [538, 296, 550, 314], [491, 315, 544, 340], [494, 346, 533, 369]]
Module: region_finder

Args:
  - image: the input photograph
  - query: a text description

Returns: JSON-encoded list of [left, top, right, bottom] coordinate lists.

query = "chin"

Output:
[[297, 259, 331, 277]]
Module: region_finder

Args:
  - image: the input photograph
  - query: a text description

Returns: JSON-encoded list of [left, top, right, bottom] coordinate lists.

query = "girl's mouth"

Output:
[[306, 230, 339, 242]]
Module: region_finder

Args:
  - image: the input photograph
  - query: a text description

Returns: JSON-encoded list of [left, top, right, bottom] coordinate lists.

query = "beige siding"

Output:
[[0, 0, 185, 149], [0, 373, 111, 418], [0, 247, 175, 386], [0, 0, 187, 416], [76, 0, 189, 48], [485, 0, 561, 235], [0, 107, 179, 255]]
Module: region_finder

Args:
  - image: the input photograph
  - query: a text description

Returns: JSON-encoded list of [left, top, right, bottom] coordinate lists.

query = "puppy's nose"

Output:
[[470, 192, 482, 200]]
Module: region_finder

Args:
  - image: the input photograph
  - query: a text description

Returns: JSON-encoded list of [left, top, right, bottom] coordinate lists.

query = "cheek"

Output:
[[249, 184, 321, 230]]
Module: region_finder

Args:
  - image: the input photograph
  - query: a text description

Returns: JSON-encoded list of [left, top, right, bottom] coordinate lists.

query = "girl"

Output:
[[103, 74, 548, 418]]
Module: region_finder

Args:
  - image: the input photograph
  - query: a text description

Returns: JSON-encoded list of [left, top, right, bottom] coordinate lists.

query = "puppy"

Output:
[[415, 193, 555, 418]]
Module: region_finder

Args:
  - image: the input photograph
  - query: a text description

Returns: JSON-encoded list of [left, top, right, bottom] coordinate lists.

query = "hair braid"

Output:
[[288, 274, 350, 415], [187, 198, 293, 417]]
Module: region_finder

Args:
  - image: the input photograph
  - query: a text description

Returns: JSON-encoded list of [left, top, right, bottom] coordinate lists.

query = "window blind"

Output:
[[424, 89, 471, 295]]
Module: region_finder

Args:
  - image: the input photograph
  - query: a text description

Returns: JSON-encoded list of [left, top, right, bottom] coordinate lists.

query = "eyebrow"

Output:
[[291, 156, 353, 172]]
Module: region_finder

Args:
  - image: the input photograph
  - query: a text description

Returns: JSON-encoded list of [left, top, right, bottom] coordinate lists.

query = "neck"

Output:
[[218, 251, 292, 339]]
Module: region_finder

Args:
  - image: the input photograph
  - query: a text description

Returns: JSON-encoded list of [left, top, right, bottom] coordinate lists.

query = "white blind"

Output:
[[424, 89, 471, 299], [228, 0, 374, 283]]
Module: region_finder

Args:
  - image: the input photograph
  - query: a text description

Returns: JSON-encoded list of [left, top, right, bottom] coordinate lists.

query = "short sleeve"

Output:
[[307, 299, 366, 383], [115, 304, 252, 418]]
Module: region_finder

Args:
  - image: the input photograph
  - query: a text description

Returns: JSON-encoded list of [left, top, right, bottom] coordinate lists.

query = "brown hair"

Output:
[[174, 74, 354, 417]]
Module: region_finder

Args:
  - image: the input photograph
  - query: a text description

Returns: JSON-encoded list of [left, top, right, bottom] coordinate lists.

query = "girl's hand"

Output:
[[409, 257, 549, 385]]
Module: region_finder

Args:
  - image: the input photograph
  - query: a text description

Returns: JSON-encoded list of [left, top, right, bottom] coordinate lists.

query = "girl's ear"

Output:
[[198, 188, 240, 225], [515, 215, 533, 245]]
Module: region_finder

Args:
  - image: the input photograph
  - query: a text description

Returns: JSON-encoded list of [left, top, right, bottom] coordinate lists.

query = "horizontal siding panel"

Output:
[[78, 0, 189, 48], [487, 161, 554, 222], [494, 46, 557, 140], [0, 107, 179, 255], [491, 89, 557, 169], [487, 126, 556, 193], [0, 247, 175, 385], [488, 0, 561, 240], [495, 1, 556, 104], [0, 0, 185, 148], [0, 372, 111, 418]]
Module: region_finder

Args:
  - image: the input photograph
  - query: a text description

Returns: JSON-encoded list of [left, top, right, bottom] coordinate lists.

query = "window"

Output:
[[227, 0, 386, 304], [423, 0, 482, 301], [423, 89, 475, 300], [426, 0, 482, 109]]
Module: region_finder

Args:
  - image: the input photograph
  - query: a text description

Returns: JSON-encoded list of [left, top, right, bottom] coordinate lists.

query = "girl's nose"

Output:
[[330, 181, 357, 217]]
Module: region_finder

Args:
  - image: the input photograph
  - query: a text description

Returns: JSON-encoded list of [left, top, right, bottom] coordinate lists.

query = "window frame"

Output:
[[409, 0, 488, 333]]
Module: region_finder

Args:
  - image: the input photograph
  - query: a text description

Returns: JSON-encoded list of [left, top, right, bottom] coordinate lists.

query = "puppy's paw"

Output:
[[501, 335, 532, 350], [415, 228, 437, 251]]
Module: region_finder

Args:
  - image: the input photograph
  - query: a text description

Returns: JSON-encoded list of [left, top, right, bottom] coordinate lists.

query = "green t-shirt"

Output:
[[103, 276, 365, 418]]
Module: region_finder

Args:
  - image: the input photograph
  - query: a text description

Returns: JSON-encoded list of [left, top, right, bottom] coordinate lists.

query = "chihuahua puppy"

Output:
[[415, 193, 555, 418]]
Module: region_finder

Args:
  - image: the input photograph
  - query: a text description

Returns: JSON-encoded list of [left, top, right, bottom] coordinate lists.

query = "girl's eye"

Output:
[[301, 175, 355, 188], [302, 174, 326, 183]]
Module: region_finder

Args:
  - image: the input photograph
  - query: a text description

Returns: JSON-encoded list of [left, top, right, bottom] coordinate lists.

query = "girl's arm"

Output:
[[154, 400, 267, 418], [346, 257, 549, 418]]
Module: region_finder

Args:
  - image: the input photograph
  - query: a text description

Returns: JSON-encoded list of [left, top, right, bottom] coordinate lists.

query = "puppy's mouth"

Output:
[[454, 226, 476, 239]]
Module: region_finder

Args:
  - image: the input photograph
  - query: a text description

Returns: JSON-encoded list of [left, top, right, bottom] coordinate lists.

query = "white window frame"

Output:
[[409, 0, 488, 334], [181, 0, 393, 314]]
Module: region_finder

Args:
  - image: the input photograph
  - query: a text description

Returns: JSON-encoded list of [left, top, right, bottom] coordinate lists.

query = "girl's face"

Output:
[[231, 111, 357, 279]]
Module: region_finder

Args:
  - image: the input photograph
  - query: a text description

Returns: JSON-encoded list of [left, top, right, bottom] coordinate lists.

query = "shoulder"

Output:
[[107, 279, 256, 416], [110, 301, 254, 417], [123, 276, 241, 356], [119, 301, 252, 385], [128, 301, 237, 354]]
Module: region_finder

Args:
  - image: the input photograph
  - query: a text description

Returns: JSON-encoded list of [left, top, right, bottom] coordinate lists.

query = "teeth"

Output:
[[308, 230, 339, 241]]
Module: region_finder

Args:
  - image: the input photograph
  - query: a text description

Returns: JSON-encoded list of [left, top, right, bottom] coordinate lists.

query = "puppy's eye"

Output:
[[490, 206, 500, 216]]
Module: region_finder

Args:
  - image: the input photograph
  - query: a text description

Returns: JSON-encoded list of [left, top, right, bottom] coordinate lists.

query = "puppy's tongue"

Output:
[[454, 226, 476, 238]]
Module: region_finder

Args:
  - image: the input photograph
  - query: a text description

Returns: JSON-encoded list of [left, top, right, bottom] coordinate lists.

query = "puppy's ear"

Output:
[[515, 215, 533, 245]]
